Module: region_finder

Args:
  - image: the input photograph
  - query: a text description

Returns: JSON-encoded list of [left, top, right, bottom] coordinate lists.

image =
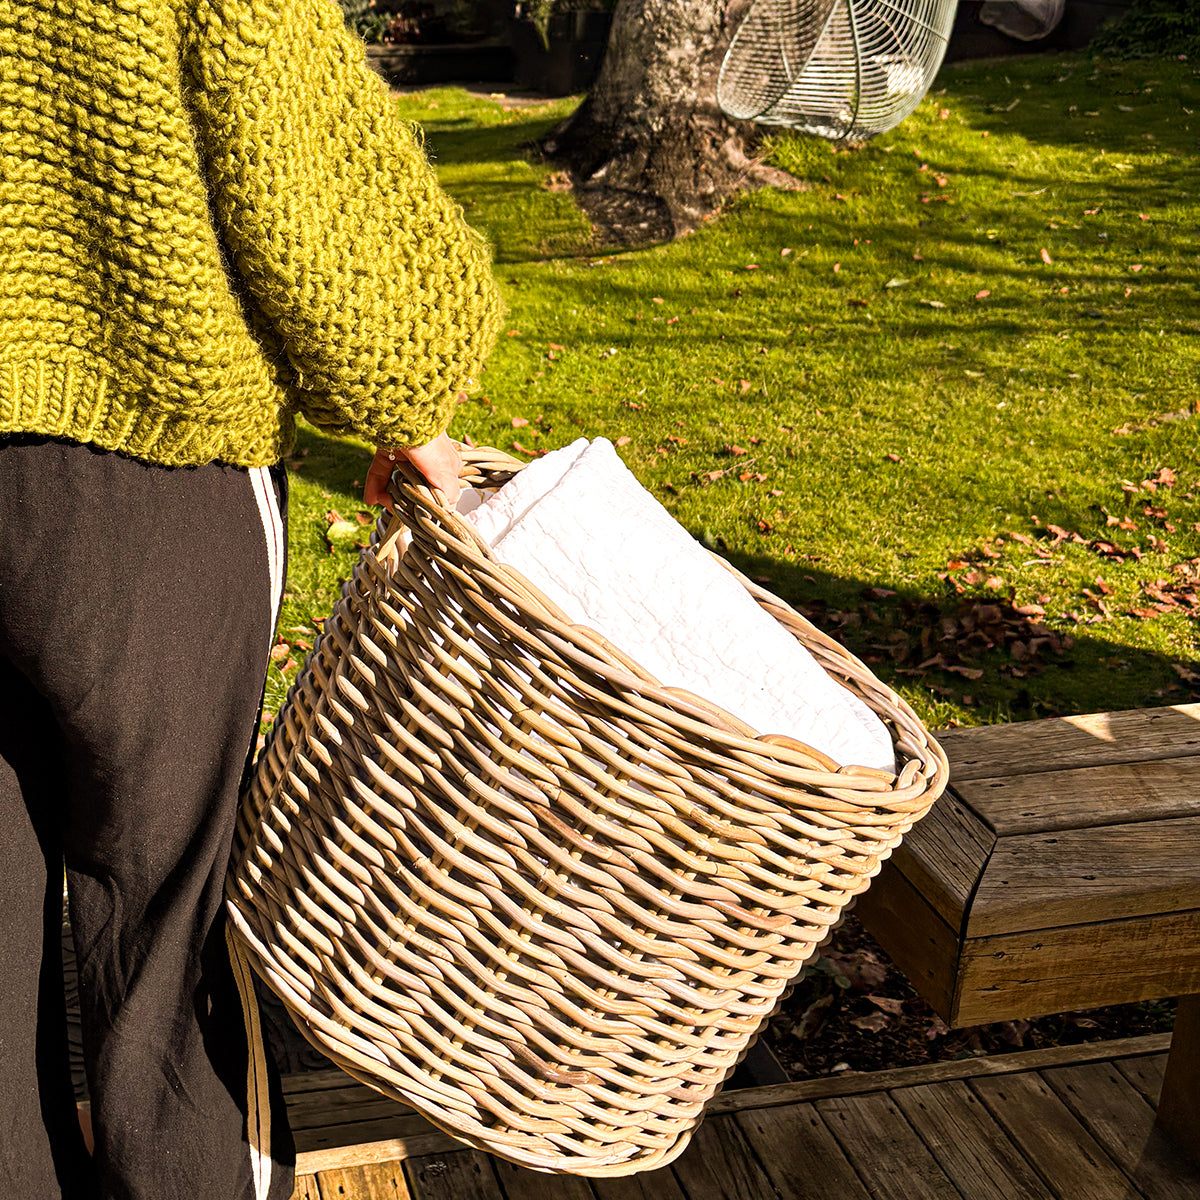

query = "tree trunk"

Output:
[[543, 0, 798, 244]]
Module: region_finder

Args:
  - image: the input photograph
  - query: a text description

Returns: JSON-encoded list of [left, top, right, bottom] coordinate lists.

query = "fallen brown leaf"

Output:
[[796, 994, 835, 1039], [851, 1012, 891, 1033]]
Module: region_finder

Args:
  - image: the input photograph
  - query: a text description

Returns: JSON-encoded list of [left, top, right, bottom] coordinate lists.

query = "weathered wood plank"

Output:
[[891, 1079, 1054, 1199], [885, 792, 994, 928], [936, 704, 1200, 782], [294, 1114, 449, 1155], [816, 1092, 960, 1200], [970, 1071, 1137, 1199], [590, 1166, 687, 1200], [283, 1071, 462, 1172], [702, 1036, 1170, 1115], [404, 1149, 504, 1200], [292, 1176, 321, 1200], [1114, 1053, 1166, 1106], [955, 754, 1200, 837], [296, 1128, 464, 1176], [294, 1112, 456, 1155], [284, 1069, 357, 1095], [1157, 993, 1200, 1167], [954, 909, 1200, 1026], [288, 1091, 417, 1132], [968, 815, 1200, 936], [849, 859, 961, 1020], [316, 1161, 413, 1199], [1044, 1060, 1200, 1199], [491, 1157, 595, 1200], [734, 1101, 872, 1199], [666, 1114, 779, 1200], [285, 1081, 399, 1114]]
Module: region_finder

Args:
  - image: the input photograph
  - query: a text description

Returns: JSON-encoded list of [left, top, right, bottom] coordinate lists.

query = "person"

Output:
[[0, 0, 501, 1193]]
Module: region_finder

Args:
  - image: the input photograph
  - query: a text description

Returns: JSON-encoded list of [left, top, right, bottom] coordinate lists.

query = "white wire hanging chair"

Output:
[[718, 0, 959, 141]]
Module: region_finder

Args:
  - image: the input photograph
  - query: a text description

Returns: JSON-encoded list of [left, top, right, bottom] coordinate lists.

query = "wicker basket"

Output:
[[226, 444, 948, 1176]]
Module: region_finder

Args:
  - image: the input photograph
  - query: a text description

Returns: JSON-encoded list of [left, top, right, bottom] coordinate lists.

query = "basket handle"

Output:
[[381, 441, 525, 507], [379, 444, 578, 631]]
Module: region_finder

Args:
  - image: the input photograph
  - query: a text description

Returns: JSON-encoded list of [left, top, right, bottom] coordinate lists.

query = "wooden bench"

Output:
[[854, 702, 1200, 1163]]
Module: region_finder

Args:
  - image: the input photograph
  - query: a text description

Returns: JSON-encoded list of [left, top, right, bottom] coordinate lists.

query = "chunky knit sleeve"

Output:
[[180, 0, 501, 447]]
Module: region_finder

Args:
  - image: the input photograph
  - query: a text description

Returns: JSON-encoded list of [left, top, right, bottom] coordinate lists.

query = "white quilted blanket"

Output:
[[462, 438, 895, 772]]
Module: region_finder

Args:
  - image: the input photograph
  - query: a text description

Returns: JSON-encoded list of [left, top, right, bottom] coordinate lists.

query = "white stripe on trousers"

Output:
[[249, 466, 285, 626], [232, 465, 286, 1200]]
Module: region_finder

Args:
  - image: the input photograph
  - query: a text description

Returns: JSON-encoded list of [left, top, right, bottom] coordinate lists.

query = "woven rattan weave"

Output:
[[226, 445, 948, 1176]]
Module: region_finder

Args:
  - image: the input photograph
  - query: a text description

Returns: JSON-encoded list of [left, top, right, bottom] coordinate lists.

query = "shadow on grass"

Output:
[[286, 421, 1199, 727], [714, 542, 1200, 726], [422, 117, 562, 165], [286, 422, 374, 495], [937, 54, 1200, 160]]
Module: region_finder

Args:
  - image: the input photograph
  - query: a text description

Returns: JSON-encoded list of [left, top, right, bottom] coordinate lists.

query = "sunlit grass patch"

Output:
[[268, 56, 1200, 731]]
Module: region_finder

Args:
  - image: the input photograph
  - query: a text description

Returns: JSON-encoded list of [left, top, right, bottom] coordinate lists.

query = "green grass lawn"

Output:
[[270, 52, 1200, 732]]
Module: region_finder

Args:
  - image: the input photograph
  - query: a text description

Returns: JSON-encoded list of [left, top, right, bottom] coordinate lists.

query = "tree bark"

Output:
[[543, 0, 800, 245]]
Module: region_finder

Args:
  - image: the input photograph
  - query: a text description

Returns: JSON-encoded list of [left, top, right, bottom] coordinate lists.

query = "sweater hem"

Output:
[[0, 361, 292, 470]]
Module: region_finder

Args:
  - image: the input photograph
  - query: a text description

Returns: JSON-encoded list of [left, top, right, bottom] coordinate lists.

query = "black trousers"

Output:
[[0, 437, 295, 1199]]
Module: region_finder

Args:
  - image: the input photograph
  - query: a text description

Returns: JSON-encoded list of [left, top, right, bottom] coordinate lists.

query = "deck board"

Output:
[[735, 1101, 872, 1200], [288, 1095, 406, 1127], [665, 1115, 778, 1200], [491, 1157, 595, 1200], [288, 1037, 1200, 1200], [816, 1091, 961, 1200], [890, 1079, 1054, 1200], [590, 1169, 687, 1200], [405, 1148, 505, 1199], [316, 1162, 413, 1199], [1114, 1052, 1166, 1104], [1043, 1061, 1200, 1200], [970, 1071, 1135, 1199]]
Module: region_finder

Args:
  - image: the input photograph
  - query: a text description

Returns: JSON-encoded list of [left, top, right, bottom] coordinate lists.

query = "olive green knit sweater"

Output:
[[0, 0, 501, 467]]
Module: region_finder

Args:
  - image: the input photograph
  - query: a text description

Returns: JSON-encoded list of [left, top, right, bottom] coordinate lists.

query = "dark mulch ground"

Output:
[[766, 913, 1176, 1082]]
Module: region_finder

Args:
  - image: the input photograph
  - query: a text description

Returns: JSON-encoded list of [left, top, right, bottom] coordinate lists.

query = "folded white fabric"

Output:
[[463, 438, 895, 772]]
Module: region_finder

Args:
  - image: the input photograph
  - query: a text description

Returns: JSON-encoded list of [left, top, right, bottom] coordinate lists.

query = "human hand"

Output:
[[364, 432, 463, 510]]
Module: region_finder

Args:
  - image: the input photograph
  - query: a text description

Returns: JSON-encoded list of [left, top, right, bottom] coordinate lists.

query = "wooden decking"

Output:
[[288, 1032, 1198, 1199]]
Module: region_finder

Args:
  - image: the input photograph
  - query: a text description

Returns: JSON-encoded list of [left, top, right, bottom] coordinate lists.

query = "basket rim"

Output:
[[382, 442, 950, 802]]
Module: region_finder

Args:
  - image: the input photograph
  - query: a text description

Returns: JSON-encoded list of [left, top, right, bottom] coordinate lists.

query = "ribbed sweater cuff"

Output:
[[0, 360, 288, 468]]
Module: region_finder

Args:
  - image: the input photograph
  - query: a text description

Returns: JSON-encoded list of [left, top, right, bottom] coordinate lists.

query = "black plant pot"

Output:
[[366, 40, 516, 85], [509, 11, 613, 96]]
